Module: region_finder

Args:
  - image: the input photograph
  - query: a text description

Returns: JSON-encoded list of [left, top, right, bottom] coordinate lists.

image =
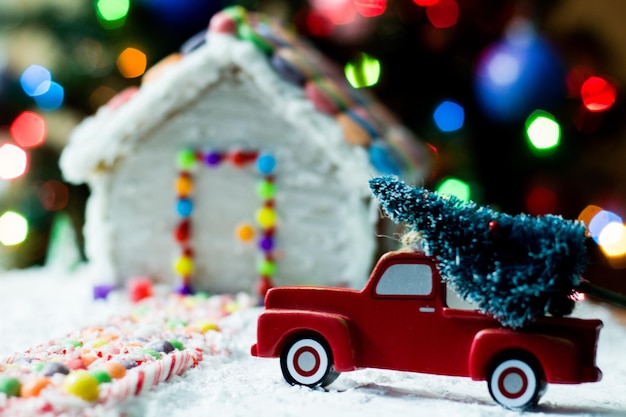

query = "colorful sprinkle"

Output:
[[257, 180, 275, 200], [256, 153, 276, 174], [175, 174, 193, 196], [256, 207, 277, 228], [258, 235, 274, 252], [90, 369, 113, 384], [176, 149, 197, 171], [168, 339, 184, 351], [0, 376, 21, 397], [257, 259, 276, 276], [176, 199, 193, 217], [100, 362, 126, 379], [174, 256, 194, 276], [62, 370, 100, 401], [20, 376, 50, 398], [41, 362, 70, 377], [236, 223, 255, 242]]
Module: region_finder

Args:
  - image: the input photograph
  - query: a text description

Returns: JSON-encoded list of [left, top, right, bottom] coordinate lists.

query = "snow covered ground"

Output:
[[1, 264, 625, 417]]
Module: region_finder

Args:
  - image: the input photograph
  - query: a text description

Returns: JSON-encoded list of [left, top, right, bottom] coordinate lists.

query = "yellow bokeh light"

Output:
[[0, 211, 29, 246], [598, 222, 626, 257], [117, 48, 147, 79]]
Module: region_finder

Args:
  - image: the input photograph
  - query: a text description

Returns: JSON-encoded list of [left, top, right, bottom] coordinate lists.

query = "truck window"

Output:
[[375, 263, 433, 297]]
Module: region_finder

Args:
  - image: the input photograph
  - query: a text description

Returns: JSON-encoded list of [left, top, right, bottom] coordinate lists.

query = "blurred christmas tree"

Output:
[[0, 0, 625, 299]]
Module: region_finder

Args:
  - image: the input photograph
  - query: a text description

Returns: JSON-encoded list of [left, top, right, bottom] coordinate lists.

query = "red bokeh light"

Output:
[[526, 186, 557, 215], [10, 111, 47, 149], [413, 0, 440, 6], [354, 0, 387, 18], [304, 10, 335, 37], [309, 0, 356, 25], [580, 76, 617, 112], [38, 180, 69, 211], [426, 0, 459, 29]]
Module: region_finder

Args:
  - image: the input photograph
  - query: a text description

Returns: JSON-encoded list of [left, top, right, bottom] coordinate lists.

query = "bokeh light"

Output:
[[0, 211, 29, 246], [580, 76, 616, 112], [413, 0, 440, 5], [437, 177, 470, 201], [433, 100, 464, 132], [354, 0, 386, 18], [525, 110, 560, 155], [525, 185, 557, 215], [38, 180, 69, 211], [598, 222, 626, 257], [345, 53, 380, 88], [0, 144, 28, 180], [33, 81, 64, 111], [117, 48, 147, 78], [588, 209, 622, 244], [578, 204, 603, 233], [20, 65, 51, 97], [474, 20, 564, 123], [10, 111, 47, 148], [426, 0, 459, 29], [96, 0, 130, 27], [309, 0, 356, 25]]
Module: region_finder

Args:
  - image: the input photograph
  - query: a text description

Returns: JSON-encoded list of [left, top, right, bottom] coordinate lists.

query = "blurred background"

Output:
[[1, 0, 625, 296]]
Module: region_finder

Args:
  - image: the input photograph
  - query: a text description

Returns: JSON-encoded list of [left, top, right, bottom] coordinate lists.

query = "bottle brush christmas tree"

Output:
[[369, 176, 589, 328]]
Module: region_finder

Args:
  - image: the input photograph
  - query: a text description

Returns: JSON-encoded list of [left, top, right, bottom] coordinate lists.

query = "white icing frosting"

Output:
[[60, 31, 408, 293]]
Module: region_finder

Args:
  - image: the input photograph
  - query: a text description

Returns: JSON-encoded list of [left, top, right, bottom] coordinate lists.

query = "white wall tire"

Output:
[[280, 337, 337, 387], [488, 358, 543, 410]]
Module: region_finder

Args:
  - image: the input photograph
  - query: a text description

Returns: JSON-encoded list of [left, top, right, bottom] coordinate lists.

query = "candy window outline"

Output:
[[173, 148, 277, 295]]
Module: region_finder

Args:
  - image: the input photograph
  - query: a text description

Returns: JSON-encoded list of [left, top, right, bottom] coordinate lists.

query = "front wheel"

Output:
[[488, 357, 546, 410], [280, 336, 340, 388]]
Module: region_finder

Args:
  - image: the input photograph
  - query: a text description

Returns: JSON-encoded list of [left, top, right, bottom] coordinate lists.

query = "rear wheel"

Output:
[[280, 336, 340, 388], [488, 357, 546, 410]]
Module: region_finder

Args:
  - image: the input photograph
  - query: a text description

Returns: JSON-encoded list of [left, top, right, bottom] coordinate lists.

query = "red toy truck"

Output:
[[251, 250, 603, 410]]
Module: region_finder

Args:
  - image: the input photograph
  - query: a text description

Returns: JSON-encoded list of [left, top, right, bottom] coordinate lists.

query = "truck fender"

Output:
[[255, 310, 357, 372], [468, 328, 578, 383]]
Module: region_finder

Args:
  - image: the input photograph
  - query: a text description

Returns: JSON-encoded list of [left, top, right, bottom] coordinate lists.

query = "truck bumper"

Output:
[[581, 366, 602, 383]]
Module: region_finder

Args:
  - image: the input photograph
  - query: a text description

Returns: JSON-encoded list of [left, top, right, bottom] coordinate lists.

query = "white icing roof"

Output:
[[60, 7, 431, 186]]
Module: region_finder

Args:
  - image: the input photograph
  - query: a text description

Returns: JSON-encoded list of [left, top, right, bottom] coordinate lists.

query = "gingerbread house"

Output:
[[59, 6, 431, 296]]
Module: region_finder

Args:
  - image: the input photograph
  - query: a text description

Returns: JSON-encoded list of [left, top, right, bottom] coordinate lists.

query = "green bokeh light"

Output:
[[345, 53, 381, 88], [525, 110, 561, 155], [437, 178, 471, 202], [95, 0, 130, 24]]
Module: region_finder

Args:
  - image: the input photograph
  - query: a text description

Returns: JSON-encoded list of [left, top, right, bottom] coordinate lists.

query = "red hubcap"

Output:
[[293, 346, 321, 377]]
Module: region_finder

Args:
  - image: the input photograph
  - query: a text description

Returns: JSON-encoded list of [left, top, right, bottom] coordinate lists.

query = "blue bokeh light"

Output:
[[20, 65, 51, 97], [473, 21, 565, 123], [589, 210, 623, 244], [433, 100, 465, 132], [34, 81, 64, 111]]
